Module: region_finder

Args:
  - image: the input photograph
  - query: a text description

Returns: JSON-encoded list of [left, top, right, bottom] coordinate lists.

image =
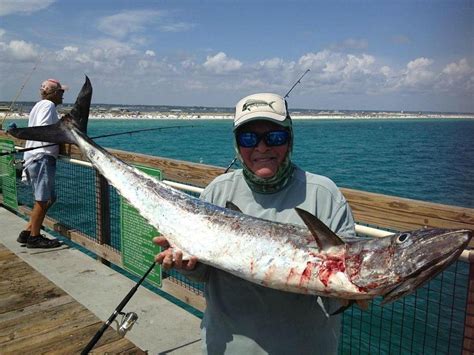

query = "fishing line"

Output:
[[0, 124, 194, 157]]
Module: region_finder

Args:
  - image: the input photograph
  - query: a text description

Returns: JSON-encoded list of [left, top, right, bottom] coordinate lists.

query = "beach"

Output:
[[3, 109, 474, 121]]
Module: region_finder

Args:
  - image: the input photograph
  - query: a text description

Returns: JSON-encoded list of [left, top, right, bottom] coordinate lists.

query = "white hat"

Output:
[[234, 93, 290, 130]]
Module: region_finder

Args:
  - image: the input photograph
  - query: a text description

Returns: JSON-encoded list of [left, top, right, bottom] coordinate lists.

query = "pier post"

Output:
[[95, 171, 111, 265], [463, 251, 474, 354]]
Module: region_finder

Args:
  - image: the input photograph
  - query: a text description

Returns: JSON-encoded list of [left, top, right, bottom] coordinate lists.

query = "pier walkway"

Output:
[[0, 207, 201, 354]]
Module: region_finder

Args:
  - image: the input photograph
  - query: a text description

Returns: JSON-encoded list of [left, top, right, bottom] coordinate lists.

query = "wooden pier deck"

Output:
[[0, 243, 146, 354], [0, 207, 201, 354]]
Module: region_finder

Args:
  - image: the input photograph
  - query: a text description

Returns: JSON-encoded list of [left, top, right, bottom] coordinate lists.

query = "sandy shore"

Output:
[[2, 111, 474, 120]]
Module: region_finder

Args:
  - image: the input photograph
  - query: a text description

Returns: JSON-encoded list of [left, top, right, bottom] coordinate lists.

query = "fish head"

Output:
[[346, 228, 472, 303]]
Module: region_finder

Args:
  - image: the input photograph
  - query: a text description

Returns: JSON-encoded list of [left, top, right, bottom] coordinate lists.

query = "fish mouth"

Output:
[[381, 230, 471, 305]]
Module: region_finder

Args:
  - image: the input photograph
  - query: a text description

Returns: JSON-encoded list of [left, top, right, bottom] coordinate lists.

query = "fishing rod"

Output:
[[225, 69, 311, 171], [283, 69, 310, 99], [224, 157, 238, 173], [0, 124, 194, 157], [0, 55, 43, 128], [81, 261, 157, 354]]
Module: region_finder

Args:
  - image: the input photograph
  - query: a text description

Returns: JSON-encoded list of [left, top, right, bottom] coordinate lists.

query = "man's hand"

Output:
[[153, 236, 198, 271]]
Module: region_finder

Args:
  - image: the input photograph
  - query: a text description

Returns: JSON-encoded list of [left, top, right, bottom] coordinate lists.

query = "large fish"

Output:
[[9, 77, 472, 304]]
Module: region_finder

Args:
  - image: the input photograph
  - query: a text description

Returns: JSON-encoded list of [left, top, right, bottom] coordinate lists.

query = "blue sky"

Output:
[[0, 0, 472, 112]]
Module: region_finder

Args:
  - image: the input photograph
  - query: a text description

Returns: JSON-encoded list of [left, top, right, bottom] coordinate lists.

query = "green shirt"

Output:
[[188, 166, 355, 354]]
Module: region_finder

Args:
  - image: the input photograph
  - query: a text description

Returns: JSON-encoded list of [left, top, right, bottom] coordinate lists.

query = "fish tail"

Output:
[[7, 76, 92, 145]]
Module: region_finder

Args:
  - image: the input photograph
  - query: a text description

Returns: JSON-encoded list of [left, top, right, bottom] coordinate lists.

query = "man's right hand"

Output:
[[153, 236, 198, 271]]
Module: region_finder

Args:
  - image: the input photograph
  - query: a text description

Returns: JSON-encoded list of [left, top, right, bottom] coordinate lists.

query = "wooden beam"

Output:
[[341, 187, 474, 231]]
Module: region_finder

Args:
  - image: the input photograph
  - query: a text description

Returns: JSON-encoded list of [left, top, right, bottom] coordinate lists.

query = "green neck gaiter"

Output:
[[241, 156, 295, 194]]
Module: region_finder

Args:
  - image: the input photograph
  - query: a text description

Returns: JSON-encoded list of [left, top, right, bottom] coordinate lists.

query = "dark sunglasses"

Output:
[[237, 130, 289, 148]]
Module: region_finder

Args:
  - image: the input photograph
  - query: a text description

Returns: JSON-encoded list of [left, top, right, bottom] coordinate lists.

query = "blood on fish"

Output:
[[299, 261, 315, 287], [319, 257, 345, 287]]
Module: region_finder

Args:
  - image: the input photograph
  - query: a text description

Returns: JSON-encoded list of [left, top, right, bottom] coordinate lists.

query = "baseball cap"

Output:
[[234, 93, 291, 130], [40, 79, 68, 95]]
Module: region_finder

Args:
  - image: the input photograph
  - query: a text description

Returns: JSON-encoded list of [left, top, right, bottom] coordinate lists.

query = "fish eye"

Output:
[[396, 233, 410, 244]]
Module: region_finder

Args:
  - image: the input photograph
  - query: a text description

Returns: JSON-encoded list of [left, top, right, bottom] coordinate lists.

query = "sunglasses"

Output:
[[237, 130, 290, 148]]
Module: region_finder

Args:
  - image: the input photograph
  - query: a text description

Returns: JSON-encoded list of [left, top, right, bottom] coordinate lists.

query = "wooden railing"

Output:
[[1, 131, 473, 353]]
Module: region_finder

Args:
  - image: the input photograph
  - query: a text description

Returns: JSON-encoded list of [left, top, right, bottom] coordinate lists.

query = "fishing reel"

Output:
[[13, 158, 24, 170], [115, 311, 139, 336]]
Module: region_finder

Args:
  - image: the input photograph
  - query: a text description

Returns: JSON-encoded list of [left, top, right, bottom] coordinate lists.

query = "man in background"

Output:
[[17, 79, 67, 248]]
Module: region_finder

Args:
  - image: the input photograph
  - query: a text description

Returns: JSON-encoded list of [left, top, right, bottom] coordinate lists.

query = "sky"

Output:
[[0, 0, 473, 113]]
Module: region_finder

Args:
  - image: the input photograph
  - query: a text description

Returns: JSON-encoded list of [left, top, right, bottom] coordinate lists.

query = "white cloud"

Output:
[[442, 58, 471, 76], [98, 10, 163, 38], [297, 50, 378, 89], [181, 59, 196, 70], [90, 39, 138, 60], [258, 58, 286, 70], [203, 52, 242, 74], [0, 28, 5, 38], [0, 29, 471, 111], [97, 10, 193, 39], [402, 57, 435, 87], [56, 46, 92, 64], [344, 54, 375, 75], [52, 39, 141, 74], [438, 58, 474, 89], [0, 40, 38, 60], [298, 50, 332, 71], [380, 66, 394, 77], [0, 0, 56, 16]]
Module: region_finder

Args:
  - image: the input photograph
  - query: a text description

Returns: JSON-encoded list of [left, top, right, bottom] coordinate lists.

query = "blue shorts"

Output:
[[26, 155, 57, 202]]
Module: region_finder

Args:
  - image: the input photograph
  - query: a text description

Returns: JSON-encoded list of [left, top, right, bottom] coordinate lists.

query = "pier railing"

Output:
[[1, 131, 473, 354]]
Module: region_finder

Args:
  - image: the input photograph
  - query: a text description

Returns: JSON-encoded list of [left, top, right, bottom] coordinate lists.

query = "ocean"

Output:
[[81, 118, 474, 208]]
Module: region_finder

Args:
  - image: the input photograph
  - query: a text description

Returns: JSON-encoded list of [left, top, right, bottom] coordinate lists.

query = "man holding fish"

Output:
[[155, 92, 357, 354], [8, 77, 470, 355]]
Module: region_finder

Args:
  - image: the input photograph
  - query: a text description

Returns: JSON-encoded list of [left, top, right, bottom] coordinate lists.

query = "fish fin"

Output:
[[226, 201, 242, 213], [7, 76, 92, 144], [295, 208, 345, 250], [330, 300, 355, 315]]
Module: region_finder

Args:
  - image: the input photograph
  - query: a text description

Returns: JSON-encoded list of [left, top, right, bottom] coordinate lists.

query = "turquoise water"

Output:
[[83, 118, 474, 208]]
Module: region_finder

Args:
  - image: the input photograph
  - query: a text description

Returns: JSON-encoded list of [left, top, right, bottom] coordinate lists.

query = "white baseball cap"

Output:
[[234, 93, 290, 130]]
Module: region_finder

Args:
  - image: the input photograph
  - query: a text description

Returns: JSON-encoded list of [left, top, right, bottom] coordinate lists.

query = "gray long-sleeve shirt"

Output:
[[186, 166, 355, 354]]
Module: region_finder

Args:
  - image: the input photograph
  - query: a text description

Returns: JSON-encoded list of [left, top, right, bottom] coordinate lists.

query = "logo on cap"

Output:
[[242, 99, 277, 112]]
